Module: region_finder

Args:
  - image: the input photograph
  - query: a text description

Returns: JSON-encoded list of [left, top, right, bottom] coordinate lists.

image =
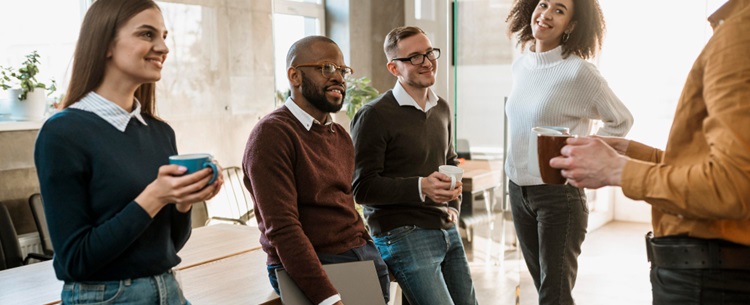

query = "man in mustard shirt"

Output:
[[549, 0, 750, 303]]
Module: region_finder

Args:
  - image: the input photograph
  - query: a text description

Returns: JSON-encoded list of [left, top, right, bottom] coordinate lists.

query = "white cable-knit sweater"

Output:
[[505, 46, 634, 186]]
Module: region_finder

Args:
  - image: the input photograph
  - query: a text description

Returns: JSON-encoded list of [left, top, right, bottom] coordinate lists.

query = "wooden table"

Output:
[[0, 224, 262, 305], [458, 159, 509, 266], [180, 250, 279, 304], [178, 223, 261, 269], [460, 159, 504, 212]]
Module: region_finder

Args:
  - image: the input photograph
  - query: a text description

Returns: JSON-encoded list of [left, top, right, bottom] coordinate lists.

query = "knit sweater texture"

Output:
[[242, 106, 369, 304], [505, 46, 634, 186], [351, 90, 459, 236], [34, 109, 190, 281]]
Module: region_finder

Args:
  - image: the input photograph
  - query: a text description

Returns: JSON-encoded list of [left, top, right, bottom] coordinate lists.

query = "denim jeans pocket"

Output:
[[377, 225, 418, 243], [62, 280, 124, 305], [565, 185, 588, 214]]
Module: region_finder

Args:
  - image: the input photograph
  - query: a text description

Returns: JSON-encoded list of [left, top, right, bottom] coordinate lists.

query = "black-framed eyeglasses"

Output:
[[293, 62, 354, 79], [391, 48, 441, 65]]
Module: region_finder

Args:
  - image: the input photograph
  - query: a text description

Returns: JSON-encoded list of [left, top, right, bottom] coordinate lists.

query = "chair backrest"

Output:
[[0, 202, 25, 270], [28, 193, 54, 255], [457, 138, 472, 160], [205, 166, 255, 225]]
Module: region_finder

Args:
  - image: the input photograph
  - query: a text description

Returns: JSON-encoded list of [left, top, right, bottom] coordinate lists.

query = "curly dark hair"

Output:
[[506, 0, 605, 59]]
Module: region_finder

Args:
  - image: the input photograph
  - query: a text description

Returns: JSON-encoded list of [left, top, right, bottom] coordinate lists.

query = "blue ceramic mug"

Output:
[[168, 153, 218, 185]]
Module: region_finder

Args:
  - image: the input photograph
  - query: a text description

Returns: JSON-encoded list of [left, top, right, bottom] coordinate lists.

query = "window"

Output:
[[0, 0, 89, 110], [272, 0, 325, 106]]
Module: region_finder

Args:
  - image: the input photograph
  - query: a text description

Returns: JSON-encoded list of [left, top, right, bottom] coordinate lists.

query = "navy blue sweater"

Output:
[[34, 109, 191, 281]]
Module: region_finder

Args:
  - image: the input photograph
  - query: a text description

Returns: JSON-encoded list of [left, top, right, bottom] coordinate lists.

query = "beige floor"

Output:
[[467, 220, 653, 305]]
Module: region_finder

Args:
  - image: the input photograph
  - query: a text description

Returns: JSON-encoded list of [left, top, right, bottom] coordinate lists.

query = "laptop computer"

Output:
[[276, 260, 386, 305]]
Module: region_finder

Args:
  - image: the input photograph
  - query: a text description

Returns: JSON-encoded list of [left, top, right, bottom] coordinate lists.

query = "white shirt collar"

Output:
[[284, 97, 333, 131], [70, 91, 148, 132], [392, 81, 438, 112]]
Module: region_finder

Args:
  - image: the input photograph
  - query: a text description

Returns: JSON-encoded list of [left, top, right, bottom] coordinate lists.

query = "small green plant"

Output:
[[345, 76, 379, 119], [1, 50, 56, 101]]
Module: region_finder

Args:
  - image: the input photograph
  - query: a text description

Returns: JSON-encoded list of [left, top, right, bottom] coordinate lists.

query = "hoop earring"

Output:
[[562, 32, 570, 44]]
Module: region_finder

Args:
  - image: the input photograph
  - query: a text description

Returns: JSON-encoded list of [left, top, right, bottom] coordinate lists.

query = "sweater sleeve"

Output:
[[243, 120, 337, 304], [587, 65, 634, 137], [168, 128, 192, 252], [34, 121, 153, 280], [350, 105, 423, 205], [446, 115, 461, 212]]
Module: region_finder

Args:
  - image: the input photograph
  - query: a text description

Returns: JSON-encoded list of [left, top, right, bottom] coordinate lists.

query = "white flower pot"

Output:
[[8, 88, 47, 121]]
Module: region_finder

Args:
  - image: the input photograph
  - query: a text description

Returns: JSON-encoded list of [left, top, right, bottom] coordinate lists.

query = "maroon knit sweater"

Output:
[[242, 106, 369, 304]]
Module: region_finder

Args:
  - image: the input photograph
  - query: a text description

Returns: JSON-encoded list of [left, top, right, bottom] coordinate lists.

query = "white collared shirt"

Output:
[[391, 81, 439, 202], [284, 97, 333, 131], [70, 92, 148, 132], [392, 80, 438, 113]]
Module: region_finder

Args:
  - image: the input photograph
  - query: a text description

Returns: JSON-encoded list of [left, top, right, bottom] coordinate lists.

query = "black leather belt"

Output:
[[645, 232, 750, 270]]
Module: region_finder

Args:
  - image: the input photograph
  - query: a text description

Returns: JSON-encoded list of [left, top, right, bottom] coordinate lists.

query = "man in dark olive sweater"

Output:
[[351, 26, 478, 305], [242, 36, 389, 305]]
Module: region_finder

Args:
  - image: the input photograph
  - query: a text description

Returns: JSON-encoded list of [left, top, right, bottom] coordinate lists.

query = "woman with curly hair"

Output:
[[504, 0, 633, 304]]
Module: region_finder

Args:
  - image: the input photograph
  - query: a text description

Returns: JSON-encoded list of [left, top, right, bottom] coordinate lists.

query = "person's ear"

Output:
[[386, 61, 400, 77], [566, 21, 577, 34], [288, 67, 301, 87], [106, 41, 114, 58]]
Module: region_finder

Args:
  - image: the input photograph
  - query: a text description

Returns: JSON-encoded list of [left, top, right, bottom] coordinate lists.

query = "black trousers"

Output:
[[651, 266, 750, 305]]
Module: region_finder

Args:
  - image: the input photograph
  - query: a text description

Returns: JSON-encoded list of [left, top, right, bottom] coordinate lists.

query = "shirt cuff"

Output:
[[319, 294, 341, 305], [418, 177, 426, 202]]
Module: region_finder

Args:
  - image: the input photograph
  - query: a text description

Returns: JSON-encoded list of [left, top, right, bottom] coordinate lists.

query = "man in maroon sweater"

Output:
[[242, 36, 389, 305]]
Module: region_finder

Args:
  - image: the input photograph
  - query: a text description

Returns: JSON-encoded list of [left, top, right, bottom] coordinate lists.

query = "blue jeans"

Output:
[[373, 225, 477, 305], [509, 180, 588, 305], [267, 241, 390, 303], [61, 270, 188, 305]]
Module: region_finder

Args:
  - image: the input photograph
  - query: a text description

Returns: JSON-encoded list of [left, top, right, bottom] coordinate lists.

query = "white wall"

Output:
[[157, 0, 275, 168]]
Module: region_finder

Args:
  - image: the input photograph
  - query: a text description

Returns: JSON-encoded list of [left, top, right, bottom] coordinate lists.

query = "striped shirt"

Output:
[[70, 92, 148, 132]]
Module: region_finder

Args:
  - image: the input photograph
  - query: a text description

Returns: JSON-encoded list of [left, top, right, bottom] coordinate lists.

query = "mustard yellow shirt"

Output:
[[621, 0, 750, 246]]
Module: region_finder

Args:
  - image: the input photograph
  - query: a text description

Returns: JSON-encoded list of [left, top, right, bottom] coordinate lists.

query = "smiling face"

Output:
[[290, 40, 347, 115], [387, 33, 438, 90], [106, 7, 169, 86], [531, 0, 576, 52]]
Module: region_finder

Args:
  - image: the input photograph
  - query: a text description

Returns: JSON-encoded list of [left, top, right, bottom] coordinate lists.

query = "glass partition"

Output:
[[453, 2, 519, 304]]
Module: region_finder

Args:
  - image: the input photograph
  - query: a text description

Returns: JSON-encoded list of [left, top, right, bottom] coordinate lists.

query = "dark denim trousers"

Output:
[[267, 240, 390, 304], [651, 267, 750, 304], [373, 225, 477, 305], [509, 180, 588, 305]]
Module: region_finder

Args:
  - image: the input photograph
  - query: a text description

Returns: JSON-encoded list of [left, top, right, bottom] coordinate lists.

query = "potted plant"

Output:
[[344, 76, 379, 119], [1, 50, 56, 120]]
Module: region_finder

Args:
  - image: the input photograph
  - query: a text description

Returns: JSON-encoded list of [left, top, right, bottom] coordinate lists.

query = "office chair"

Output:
[[0, 202, 51, 271], [205, 166, 255, 226], [28, 193, 54, 256]]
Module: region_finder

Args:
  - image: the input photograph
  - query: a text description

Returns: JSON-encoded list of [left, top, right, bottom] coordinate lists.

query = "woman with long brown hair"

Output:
[[34, 0, 222, 303], [505, 0, 633, 304]]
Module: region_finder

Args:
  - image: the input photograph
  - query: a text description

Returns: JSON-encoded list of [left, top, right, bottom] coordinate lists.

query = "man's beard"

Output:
[[301, 71, 345, 113]]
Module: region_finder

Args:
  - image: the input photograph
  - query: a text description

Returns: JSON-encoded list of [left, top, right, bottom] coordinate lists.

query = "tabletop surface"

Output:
[[0, 224, 263, 305], [180, 250, 278, 304], [459, 159, 504, 192]]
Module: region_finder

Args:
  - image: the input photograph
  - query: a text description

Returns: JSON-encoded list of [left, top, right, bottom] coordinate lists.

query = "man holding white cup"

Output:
[[350, 26, 478, 305]]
